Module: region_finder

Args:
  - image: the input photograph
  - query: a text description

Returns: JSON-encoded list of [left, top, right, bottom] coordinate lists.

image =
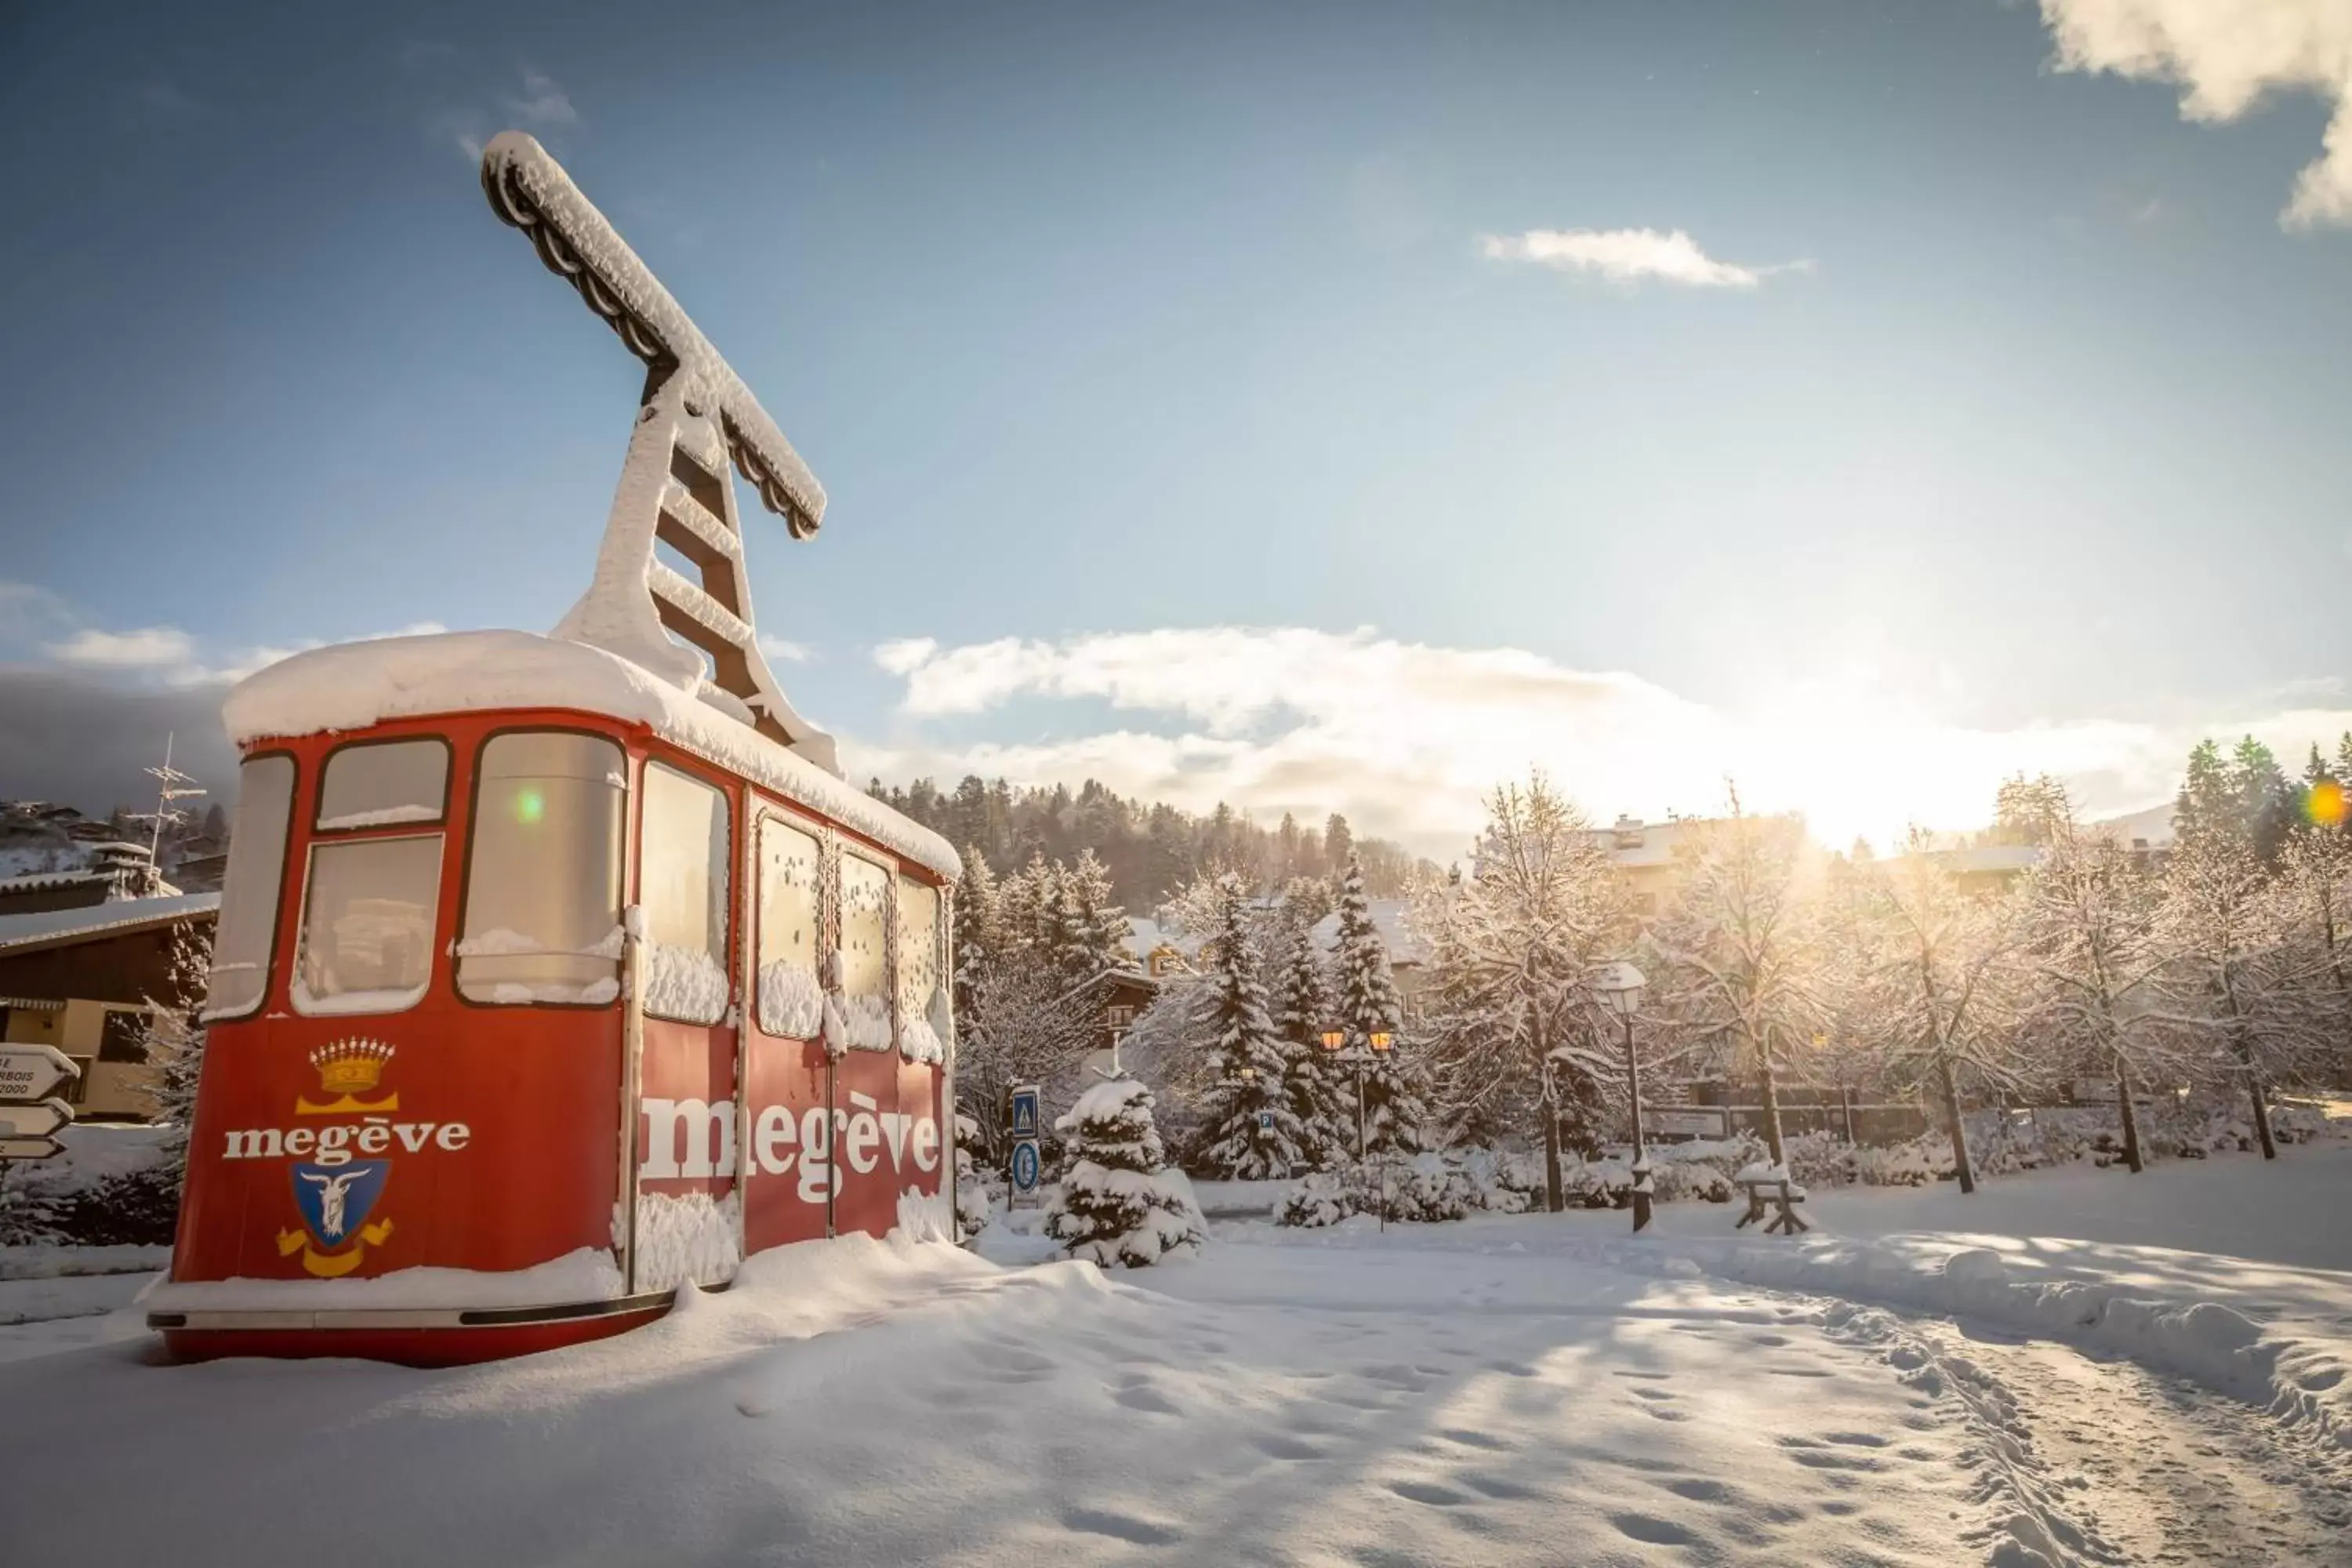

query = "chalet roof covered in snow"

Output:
[[0, 891, 220, 955], [1309, 898, 1427, 967], [1124, 898, 1426, 971], [221, 630, 961, 882]]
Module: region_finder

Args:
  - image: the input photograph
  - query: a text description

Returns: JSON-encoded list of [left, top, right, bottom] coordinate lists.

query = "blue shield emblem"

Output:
[[290, 1161, 390, 1250]]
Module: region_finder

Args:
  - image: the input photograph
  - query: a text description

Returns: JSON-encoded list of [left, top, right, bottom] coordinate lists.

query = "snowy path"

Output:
[[1900, 1317, 2352, 1565], [4, 1219, 2347, 1566]]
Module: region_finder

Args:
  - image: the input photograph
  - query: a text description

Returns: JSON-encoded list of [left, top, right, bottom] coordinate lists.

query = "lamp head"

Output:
[[1592, 960, 1646, 1019]]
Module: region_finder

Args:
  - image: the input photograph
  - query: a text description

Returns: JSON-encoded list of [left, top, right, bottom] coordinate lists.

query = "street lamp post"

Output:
[[1592, 961, 1650, 1235], [1368, 1031, 1393, 1232]]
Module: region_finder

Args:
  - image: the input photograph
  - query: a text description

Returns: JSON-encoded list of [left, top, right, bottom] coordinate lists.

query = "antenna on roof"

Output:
[[481, 132, 839, 775], [132, 731, 204, 865]]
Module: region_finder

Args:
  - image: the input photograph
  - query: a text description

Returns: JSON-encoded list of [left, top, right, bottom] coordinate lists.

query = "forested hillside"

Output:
[[864, 775, 1436, 910]]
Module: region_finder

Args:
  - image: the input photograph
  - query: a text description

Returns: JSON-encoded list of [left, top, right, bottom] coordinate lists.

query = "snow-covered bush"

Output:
[[952, 1113, 993, 1243], [0, 1127, 180, 1247], [1045, 1078, 1204, 1268], [1278, 1148, 1537, 1228], [1277, 1172, 1354, 1229]]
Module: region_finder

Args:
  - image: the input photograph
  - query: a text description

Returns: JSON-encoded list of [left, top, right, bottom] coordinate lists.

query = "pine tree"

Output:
[[1269, 906, 1347, 1167], [1324, 814, 1355, 874], [1195, 874, 1306, 1178], [952, 848, 1002, 1025], [143, 915, 212, 1183], [1051, 848, 1134, 986], [1044, 1076, 1204, 1267], [1334, 851, 1426, 1158]]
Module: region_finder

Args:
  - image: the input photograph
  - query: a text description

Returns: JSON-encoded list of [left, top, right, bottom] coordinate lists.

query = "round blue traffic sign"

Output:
[[1011, 1141, 1040, 1192]]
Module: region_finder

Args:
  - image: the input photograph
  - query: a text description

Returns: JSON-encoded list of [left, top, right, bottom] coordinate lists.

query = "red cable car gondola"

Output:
[[147, 134, 960, 1365]]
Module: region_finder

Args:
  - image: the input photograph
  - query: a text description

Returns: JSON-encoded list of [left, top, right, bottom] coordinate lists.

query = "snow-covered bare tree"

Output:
[[1646, 785, 1821, 1167], [1332, 851, 1427, 1160], [2278, 809, 2352, 1083], [950, 850, 1116, 1163], [1854, 833, 2026, 1193], [1044, 1076, 1204, 1268], [2161, 788, 2336, 1158], [2010, 776, 2187, 1174], [1412, 778, 1628, 1207], [1193, 874, 1305, 1178]]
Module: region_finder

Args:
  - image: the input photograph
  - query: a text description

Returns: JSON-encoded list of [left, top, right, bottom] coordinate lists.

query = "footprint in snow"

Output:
[[1062, 1508, 1181, 1546], [1611, 1513, 1700, 1546], [1113, 1385, 1180, 1416], [1439, 1428, 1511, 1450], [1251, 1432, 1322, 1461]]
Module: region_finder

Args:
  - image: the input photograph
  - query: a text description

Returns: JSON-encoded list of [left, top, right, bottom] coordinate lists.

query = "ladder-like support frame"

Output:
[[483, 131, 837, 774]]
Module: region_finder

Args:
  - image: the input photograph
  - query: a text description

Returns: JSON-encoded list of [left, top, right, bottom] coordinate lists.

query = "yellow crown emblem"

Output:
[[297, 1040, 398, 1115]]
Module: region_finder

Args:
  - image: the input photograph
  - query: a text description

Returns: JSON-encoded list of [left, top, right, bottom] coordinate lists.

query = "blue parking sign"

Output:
[[1011, 1140, 1041, 1194]]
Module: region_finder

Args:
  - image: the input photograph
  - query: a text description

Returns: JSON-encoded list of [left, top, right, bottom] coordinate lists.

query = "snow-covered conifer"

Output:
[[143, 915, 212, 1182], [1051, 849, 1134, 989], [1196, 874, 1306, 1178], [1269, 906, 1347, 1167], [1333, 852, 1427, 1158], [1044, 1076, 1203, 1267], [953, 848, 1002, 1025]]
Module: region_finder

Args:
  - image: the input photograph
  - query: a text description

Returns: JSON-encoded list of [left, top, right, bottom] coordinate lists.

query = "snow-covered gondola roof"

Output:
[[223, 630, 960, 883]]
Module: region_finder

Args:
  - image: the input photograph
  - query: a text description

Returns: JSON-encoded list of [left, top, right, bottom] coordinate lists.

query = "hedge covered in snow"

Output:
[[1276, 1098, 2346, 1227]]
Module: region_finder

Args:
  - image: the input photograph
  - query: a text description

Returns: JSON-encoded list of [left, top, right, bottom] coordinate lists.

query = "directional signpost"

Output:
[[0, 1044, 76, 1165], [0, 1098, 72, 1141], [1007, 1084, 1042, 1208]]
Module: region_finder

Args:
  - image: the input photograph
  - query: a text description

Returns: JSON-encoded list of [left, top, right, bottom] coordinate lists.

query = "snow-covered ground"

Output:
[[2, 1142, 2347, 1566]]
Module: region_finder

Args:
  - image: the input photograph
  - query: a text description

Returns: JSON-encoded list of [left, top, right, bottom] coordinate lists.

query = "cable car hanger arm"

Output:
[[481, 130, 826, 539]]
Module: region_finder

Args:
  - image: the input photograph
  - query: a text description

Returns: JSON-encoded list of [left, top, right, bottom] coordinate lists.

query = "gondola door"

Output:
[[630, 758, 740, 1291], [741, 805, 834, 1254]]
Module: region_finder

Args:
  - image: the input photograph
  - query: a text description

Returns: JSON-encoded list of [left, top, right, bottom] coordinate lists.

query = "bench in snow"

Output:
[[1734, 1175, 1810, 1236]]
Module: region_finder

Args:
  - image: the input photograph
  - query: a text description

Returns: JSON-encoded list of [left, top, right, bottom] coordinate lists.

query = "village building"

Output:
[[0, 891, 216, 1121]]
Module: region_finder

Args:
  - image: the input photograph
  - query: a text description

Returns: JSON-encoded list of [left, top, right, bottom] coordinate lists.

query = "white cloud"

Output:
[[44, 626, 196, 668], [2040, 0, 2352, 230], [863, 626, 2352, 860], [164, 622, 450, 688], [757, 634, 812, 663], [431, 65, 579, 162], [873, 637, 939, 677], [31, 616, 449, 688], [505, 67, 579, 129], [1479, 228, 1798, 289]]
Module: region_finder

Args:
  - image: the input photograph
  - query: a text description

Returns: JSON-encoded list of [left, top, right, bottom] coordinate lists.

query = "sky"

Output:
[[2, 0, 2348, 859]]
